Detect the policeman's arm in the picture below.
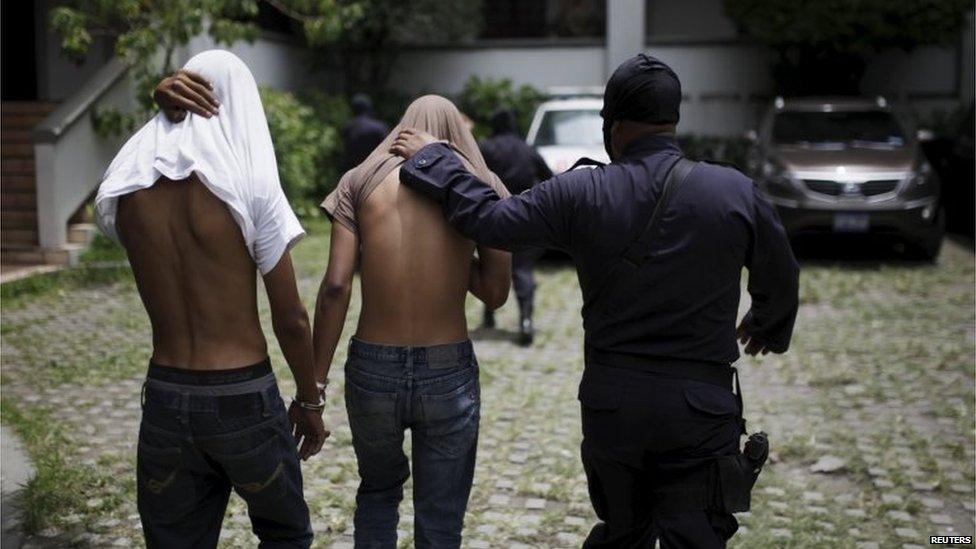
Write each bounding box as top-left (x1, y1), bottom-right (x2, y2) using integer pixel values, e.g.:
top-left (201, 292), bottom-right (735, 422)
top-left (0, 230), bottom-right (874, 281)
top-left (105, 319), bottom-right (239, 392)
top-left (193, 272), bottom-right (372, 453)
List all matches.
top-left (394, 142), bottom-right (574, 252)
top-left (740, 187), bottom-right (800, 355)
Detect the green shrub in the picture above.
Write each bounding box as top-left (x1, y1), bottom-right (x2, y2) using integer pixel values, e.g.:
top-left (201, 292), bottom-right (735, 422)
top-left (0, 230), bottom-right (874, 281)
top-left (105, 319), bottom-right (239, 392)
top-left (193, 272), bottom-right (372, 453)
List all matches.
top-left (260, 87), bottom-right (343, 212)
top-left (458, 76), bottom-right (548, 139)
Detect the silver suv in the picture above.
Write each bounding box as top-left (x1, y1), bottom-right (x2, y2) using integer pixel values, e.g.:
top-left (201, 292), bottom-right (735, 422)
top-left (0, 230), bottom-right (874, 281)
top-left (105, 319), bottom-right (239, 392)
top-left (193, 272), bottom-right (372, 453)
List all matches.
top-left (747, 96), bottom-right (944, 260)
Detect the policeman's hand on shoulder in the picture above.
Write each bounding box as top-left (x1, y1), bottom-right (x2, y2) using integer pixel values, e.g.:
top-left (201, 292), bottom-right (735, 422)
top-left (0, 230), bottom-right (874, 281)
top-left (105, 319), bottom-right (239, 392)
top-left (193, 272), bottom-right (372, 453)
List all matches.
top-left (390, 128), bottom-right (442, 159)
top-left (288, 400), bottom-right (330, 461)
top-left (737, 320), bottom-right (771, 356)
top-left (153, 69), bottom-right (220, 123)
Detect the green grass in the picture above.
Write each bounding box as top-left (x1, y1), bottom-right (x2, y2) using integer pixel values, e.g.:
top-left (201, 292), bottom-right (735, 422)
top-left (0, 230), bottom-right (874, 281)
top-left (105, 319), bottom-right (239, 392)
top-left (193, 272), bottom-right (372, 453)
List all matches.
top-left (79, 233), bottom-right (127, 264)
top-left (0, 264), bottom-right (134, 309)
top-left (1, 400), bottom-right (124, 535)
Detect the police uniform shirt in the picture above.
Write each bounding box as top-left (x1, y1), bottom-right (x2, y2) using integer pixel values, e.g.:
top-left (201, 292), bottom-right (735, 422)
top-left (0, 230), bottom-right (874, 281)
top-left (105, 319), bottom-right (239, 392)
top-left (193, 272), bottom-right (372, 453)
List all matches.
top-left (341, 115), bottom-right (389, 171)
top-left (479, 133), bottom-right (553, 196)
top-left (400, 134), bottom-right (800, 365)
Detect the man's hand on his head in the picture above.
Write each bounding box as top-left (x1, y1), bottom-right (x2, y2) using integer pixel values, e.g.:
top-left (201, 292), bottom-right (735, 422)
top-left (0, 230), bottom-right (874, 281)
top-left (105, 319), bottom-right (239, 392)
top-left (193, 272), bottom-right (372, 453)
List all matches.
top-left (737, 320), bottom-right (771, 357)
top-left (389, 128), bottom-right (441, 159)
top-left (153, 69), bottom-right (220, 123)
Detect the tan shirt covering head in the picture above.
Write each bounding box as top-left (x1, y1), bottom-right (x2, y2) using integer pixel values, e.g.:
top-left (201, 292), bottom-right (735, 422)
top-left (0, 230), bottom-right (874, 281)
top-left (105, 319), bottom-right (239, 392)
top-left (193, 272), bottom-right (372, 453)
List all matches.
top-left (322, 94), bottom-right (510, 231)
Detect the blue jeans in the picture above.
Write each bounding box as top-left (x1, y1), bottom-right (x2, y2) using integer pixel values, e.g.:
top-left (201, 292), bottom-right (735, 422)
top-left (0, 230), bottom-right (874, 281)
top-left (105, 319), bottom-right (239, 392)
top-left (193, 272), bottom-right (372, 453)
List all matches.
top-left (137, 360), bottom-right (312, 548)
top-left (345, 338), bottom-right (481, 549)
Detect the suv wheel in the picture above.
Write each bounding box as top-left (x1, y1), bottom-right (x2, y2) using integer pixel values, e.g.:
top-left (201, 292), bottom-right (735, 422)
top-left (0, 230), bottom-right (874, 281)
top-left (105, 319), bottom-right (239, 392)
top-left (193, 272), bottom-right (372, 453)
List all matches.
top-left (911, 207), bottom-right (946, 262)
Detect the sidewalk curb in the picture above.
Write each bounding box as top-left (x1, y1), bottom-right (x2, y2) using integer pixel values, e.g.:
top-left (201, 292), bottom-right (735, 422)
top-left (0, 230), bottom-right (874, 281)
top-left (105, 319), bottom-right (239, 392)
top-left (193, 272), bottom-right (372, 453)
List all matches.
top-left (1, 425), bottom-right (35, 549)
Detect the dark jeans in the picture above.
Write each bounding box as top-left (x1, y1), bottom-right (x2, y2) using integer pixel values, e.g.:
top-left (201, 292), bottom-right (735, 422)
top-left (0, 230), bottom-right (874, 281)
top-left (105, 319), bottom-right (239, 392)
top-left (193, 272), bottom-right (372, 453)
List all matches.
top-left (579, 365), bottom-right (741, 549)
top-left (345, 338), bottom-right (480, 549)
top-left (137, 360), bottom-right (312, 549)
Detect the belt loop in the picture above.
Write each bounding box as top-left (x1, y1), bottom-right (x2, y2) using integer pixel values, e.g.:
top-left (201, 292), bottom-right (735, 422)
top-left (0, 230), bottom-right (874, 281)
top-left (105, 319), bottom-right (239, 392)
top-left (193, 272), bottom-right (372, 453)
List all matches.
top-left (259, 389), bottom-right (272, 418)
top-left (179, 392), bottom-right (190, 426)
top-left (731, 367), bottom-right (747, 434)
top-left (140, 380), bottom-right (147, 409)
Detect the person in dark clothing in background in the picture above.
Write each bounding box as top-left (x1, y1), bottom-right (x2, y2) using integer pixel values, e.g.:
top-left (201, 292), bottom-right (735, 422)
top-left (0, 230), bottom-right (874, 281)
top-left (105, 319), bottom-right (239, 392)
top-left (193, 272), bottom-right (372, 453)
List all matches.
top-left (341, 93), bottom-right (389, 171)
top-left (478, 108), bottom-right (554, 345)
top-left (390, 54), bottom-right (800, 548)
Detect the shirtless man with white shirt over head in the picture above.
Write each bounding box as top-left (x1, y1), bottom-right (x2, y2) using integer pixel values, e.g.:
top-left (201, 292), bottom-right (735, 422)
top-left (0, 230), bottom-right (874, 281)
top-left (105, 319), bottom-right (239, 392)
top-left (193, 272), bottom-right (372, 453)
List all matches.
top-left (99, 50), bottom-right (326, 549)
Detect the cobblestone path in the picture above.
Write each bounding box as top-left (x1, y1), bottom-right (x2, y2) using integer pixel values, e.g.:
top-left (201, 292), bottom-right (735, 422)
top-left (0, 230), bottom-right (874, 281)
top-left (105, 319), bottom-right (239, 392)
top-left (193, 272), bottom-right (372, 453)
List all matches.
top-left (2, 231), bottom-right (973, 548)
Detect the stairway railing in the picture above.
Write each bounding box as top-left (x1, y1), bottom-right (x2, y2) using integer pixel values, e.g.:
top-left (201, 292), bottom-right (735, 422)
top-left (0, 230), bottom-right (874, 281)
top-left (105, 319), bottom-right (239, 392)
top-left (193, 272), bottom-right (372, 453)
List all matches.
top-left (32, 58), bottom-right (134, 251)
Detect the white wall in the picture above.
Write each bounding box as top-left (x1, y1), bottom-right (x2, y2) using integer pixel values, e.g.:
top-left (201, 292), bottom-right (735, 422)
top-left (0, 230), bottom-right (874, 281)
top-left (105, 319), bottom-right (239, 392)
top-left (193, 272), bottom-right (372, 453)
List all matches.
top-left (180, 33), bottom-right (323, 93)
top-left (389, 45), bottom-right (607, 95)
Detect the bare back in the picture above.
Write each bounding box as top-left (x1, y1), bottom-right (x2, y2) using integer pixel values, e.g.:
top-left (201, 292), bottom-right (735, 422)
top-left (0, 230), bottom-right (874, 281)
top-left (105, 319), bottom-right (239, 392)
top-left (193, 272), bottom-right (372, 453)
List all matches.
top-left (355, 168), bottom-right (474, 345)
top-left (117, 175), bottom-right (268, 368)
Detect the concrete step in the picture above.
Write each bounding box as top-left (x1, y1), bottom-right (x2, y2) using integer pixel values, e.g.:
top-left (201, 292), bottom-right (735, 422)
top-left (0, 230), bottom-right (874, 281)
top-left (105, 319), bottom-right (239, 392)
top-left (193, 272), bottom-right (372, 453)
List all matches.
top-left (1, 192), bottom-right (35, 209)
top-left (1, 229), bottom-right (37, 247)
top-left (1, 175), bottom-right (35, 191)
top-left (1, 131), bottom-right (31, 144)
top-left (0, 158), bottom-right (34, 175)
top-left (1, 116), bottom-right (49, 131)
top-left (1, 243), bottom-right (87, 267)
top-left (67, 223), bottom-right (97, 245)
top-left (42, 243), bottom-right (86, 266)
top-left (1, 102), bottom-right (59, 115)
top-left (1, 143), bottom-right (33, 157)
top-left (0, 210), bottom-right (36, 229)
top-left (0, 248), bottom-right (44, 264)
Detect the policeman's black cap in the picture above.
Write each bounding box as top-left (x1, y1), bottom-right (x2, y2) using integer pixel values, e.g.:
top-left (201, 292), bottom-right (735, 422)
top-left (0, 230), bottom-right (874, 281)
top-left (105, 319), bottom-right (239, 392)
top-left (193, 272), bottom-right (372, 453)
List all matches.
top-left (601, 54), bottom-right (681, 126)
top-left (351, 93), bottom-right (373, 115)
top-left (490, 107), bottom-right (518, 135)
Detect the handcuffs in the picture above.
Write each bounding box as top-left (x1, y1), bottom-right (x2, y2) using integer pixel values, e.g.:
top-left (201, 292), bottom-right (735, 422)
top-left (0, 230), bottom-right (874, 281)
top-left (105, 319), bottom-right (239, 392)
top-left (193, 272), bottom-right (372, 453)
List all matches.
top-left (292, 379), bottom-right (329, 413)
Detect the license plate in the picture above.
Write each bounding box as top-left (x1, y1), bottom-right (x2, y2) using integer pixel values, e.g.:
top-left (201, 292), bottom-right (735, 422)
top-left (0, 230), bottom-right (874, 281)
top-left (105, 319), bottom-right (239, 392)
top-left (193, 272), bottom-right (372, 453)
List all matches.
top-left (833, 213), bottom-right (869, 233)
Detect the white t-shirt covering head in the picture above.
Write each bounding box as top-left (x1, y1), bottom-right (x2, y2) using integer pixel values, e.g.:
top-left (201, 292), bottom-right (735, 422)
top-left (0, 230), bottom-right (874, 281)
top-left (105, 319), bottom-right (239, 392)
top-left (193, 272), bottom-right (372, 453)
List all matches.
top-left (95, 49), bottom-right (304, 275)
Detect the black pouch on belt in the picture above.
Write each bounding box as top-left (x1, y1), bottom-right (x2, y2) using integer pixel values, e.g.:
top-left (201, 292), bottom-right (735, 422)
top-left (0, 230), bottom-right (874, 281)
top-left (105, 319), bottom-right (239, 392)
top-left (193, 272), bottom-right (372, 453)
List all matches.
top-left (714, 431), bottom-right (768, 513)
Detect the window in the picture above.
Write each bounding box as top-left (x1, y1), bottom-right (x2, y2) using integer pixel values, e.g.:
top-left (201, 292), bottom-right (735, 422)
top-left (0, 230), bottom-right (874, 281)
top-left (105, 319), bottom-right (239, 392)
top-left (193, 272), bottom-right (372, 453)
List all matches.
top-left (772, 111), bottom-right (906, 147)
top-left (481, 0), bottom-right (606, 40)
top-left (645, 0), bottom-right (737, 42)
top-left (533, 109), bottom-right (604, 146)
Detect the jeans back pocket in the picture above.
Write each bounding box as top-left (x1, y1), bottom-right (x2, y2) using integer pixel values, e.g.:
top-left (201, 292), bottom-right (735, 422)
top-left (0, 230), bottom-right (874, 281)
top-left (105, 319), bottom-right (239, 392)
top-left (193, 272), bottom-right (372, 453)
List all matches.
top-left (419, 375), bottom-right (480, 458)
top-left (345, 378), bottom-right (399, 447)
top-left (137, 440), bottom-right (197, 521)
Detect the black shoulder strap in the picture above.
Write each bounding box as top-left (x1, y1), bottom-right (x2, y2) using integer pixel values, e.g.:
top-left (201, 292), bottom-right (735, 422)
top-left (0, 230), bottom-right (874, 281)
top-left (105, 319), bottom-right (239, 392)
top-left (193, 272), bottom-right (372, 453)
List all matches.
top-left (621, 157), bottom-right (696, 266)
top-left (567, 157), bottom-right (607, 171)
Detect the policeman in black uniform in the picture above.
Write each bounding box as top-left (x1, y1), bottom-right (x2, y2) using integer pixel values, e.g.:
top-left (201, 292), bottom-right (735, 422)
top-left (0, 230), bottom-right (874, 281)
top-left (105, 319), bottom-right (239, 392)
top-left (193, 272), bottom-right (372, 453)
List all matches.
top-left (478, 108), bottom-right (554, 345)
top-left (390, 54), bottom-right (799, 548)
top-left (341, 93), bottom-right (389, 171)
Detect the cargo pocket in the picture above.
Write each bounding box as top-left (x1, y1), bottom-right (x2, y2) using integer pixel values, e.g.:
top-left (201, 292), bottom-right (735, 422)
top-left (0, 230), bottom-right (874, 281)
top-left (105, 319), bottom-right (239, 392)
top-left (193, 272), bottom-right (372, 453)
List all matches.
top-left (345, 379), bottom-right (399, 447)
top-left (683, 385), bottom-right (739, 418)
top-left (137, 442), bottom-right (196, 519)
top-left (420, 376), bottom-right (480, 458)
top-left (215, 436), bottom-right (289, 501)
top-left (578, 382), bottom-right (622, 411)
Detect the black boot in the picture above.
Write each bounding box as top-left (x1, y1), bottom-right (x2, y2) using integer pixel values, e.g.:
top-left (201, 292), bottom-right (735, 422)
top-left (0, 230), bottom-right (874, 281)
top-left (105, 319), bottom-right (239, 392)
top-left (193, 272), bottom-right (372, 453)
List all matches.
top-left (482, 308), bottom-right (496, 329)
top-left (517, 298), bottom-right (534, 346)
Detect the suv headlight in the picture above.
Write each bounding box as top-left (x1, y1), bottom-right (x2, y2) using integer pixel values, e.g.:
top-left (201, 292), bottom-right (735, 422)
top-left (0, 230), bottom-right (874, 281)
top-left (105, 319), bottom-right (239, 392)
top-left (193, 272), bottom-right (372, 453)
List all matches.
top-left (908, 160), bottom-right (932, 187)
top-left (763, 161), bottom-right (799, 192)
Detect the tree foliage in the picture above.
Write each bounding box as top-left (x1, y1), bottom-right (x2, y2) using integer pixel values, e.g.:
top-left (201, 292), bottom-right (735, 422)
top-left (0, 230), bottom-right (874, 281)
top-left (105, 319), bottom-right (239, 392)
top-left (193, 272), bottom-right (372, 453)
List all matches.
top-left (53, 0), bottom-right (482, 129)
top-left (52, 0), bottom-right (264, 115)
top-left (724, 0), bottom-right (973, 94)
top-left (458, 76), bottom-right (548, 139)
top-left (296, 0), bottom-right (483, 93)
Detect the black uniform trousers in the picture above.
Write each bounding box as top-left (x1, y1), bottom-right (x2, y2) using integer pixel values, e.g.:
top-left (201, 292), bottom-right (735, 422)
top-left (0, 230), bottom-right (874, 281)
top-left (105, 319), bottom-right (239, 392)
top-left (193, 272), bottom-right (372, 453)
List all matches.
top-left (579, 363), bottom-right (741, 549)
top-left (512, 249), bottom-right (541, 303)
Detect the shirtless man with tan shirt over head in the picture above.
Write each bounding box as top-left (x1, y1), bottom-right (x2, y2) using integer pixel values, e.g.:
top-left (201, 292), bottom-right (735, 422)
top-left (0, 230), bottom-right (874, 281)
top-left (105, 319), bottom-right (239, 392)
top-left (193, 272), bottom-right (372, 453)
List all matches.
top-left (105, 50), bottom-right (326, 548)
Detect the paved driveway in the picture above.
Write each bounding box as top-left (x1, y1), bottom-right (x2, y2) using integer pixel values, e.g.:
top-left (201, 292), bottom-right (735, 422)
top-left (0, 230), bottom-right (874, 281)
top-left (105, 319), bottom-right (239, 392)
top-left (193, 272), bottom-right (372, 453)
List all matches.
top-left (2, 230), bottom-right (973, 548)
